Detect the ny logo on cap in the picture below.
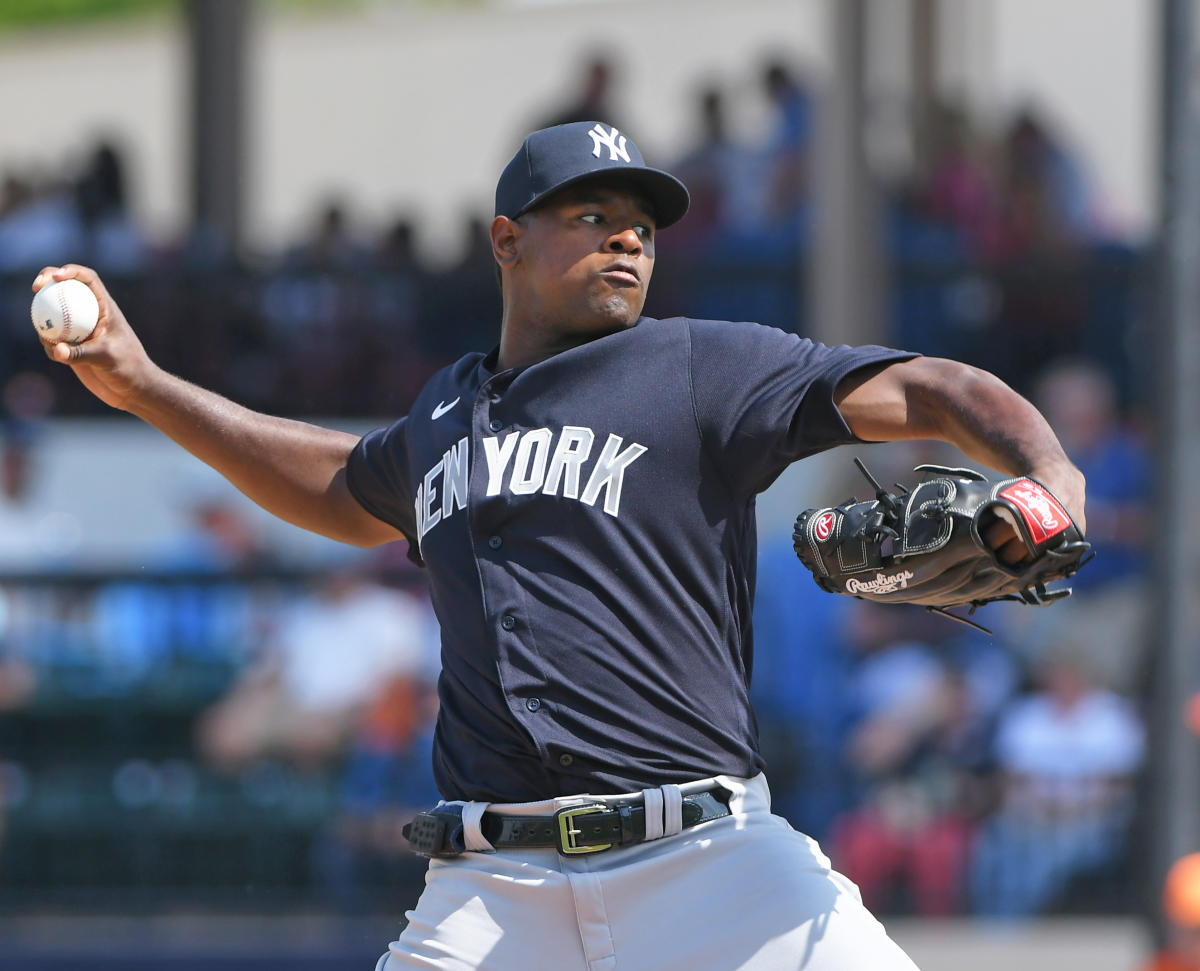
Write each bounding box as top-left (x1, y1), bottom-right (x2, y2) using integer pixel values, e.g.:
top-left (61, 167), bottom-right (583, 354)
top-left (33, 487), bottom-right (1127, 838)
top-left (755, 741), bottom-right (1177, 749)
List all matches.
top-left (588, 124), bottom-right (631, 163)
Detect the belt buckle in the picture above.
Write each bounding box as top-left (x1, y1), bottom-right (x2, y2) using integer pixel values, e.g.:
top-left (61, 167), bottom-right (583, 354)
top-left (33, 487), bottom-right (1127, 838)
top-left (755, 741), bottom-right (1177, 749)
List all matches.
top-left (555, 804), bottom-right (612, 855)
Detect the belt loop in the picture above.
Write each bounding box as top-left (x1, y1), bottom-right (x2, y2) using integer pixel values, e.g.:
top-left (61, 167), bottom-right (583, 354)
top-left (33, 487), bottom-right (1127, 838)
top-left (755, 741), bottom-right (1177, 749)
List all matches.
top-left (661, 784), bottom-right (684, 837)
top-left (461, 801), bottom-right (495, 852)
top-left (641, 787), bottom-right (665, 841)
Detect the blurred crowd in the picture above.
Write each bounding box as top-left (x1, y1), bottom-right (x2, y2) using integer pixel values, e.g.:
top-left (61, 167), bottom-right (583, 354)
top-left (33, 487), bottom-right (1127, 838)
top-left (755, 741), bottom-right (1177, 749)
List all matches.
top-left (0, 55), bottom-right (1145, 420)
top-left (0, 52), bottom-right (1160, 919)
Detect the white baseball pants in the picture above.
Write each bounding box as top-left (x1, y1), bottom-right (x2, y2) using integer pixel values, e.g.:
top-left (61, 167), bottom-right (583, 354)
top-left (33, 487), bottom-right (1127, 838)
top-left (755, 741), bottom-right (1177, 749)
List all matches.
top-left (376, 774), bottom-right (921, 970)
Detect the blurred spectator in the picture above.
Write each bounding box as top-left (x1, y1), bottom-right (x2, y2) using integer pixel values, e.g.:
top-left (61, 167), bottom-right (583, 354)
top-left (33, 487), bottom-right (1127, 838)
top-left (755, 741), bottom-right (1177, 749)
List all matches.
top-left (418, 211), bottom-right (500, 361)
top-left (0, 172), bottom-right (85, 273)
top-left (1034, 359), bottom-right (1150, 585)
top-left (650, 58), bottom-right (815, 329)
top-left (1011, 108), bottom-right (1094, 240)
top-left (899, 106), bottom-right (1097, 390)
top-left (916, 100), bottom-right (995, 253)
top-left (1142, 853), bottom-right (1200, 971)
top-left (667, 86), bottom-right (764, 255)
top-left (0, 372), bottom-right (84, 569)
top-left (829, 603), bottom-right (1008, 915)
top-left (196, 560), bottom-right (436, 772)
top-left (0, 139), bottom-right (148, 274)
top-left (984, 106), bottom-right (1096, 259)
top-left (365, 215), bottom-right (427, 351)
top-left (88, 493), bottom-right (274, 689)
top-left (0, 652), bottom-right (35, 711)
top-left (537, 53), bottom-right (620, 130)
top-left (260, 200), bottom-right (379, 413)
top-left (969, 641), bottom-right (1145, 917)
top-left (760, 58), bottom-right (813, 223)
top-left (284, 198), bottom-right (372, 274)
top-left (1, 371), bottom-right (53, 501)
top-left (0, 648), bottom-right (36, 868)
top-left (150, 491), bottom-right (274, 575)
top-left (1018, 358), bottom-right (1151, 693)
top-left (355, 214), bottom-right (443, 414)
top-left (74, 139), bottom-right (149, 272)
top-left (313, 671), bottom-right (440, 910)
top-left (833, 665), bottom-right (992, 916)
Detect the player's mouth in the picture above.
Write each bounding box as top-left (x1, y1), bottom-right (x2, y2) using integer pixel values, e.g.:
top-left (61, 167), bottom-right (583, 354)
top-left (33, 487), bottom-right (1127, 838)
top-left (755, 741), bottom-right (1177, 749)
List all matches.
top-left (599, 262), bottom-right (641, 286)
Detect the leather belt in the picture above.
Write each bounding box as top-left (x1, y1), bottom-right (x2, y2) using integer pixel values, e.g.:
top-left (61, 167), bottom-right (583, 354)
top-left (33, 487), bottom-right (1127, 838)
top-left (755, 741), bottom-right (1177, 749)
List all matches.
top-left (403, 784), bottom-right (733, 858)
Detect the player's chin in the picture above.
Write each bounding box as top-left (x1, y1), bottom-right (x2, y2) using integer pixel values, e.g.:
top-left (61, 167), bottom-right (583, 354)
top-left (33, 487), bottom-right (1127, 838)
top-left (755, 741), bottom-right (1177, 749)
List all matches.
top-left (588, 288), bottom-right (645, 328)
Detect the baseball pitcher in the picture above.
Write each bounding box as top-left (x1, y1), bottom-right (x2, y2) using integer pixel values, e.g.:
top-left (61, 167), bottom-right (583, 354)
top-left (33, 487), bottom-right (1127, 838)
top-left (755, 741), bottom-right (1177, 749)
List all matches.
top-left (36, 120), bottom-right (1086, 969)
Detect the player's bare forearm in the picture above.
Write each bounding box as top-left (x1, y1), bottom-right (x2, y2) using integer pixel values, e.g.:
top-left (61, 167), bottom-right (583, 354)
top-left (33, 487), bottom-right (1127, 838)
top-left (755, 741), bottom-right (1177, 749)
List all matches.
top-left (836, 357), bottom-right (1086, 530)
top-left (129, 372), bottom-right (399, 546)
top-left (34, 263), bottom-right (402, 548)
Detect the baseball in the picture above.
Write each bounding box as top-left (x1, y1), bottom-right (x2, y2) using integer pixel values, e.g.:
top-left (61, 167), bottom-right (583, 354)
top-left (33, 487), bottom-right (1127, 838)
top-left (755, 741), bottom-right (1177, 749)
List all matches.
top-left (31, 278), bottom-right (100, 345)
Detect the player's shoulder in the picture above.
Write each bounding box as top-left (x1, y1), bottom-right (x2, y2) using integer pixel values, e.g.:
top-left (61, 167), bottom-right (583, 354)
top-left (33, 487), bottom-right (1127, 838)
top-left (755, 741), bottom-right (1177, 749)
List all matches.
top-left (642, 314), bottom-right (787, 331)
top-left (641, 315), bottom-right (805, 345)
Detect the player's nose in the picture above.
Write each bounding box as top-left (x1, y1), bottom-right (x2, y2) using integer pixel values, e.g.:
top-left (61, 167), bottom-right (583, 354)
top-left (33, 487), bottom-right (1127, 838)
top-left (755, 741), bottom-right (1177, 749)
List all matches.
top-left (606, 227), bottom-right (643, 254)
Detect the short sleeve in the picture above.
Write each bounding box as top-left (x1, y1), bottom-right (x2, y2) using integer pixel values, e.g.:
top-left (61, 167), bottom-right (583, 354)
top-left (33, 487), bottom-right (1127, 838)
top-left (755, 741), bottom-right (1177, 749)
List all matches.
top-left (686, 318), bottom-right (916, 494)
top-left (345, 418), bottom-right (421, 558)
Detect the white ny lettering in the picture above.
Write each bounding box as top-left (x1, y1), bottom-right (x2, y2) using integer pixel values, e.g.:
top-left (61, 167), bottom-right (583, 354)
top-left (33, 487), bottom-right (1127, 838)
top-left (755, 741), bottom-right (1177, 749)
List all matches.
top-left (587, 124), bottom-right (631, 163)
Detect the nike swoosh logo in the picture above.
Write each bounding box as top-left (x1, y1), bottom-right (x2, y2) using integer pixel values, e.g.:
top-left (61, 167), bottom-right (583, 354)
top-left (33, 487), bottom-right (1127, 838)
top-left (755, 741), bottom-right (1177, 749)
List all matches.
top-left (432, 398), bottom-right (459, 420)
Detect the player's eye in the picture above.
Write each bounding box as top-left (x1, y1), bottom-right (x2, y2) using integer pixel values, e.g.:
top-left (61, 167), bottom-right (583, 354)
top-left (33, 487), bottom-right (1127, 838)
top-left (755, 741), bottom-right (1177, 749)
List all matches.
top-left (580, 213), bottom-right (604, 225)
top-left (634, 223), bottom-right (654, 241)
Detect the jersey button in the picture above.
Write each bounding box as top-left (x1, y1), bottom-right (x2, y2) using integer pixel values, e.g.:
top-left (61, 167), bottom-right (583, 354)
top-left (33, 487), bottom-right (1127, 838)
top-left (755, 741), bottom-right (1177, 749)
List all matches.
top-left (488, 419), bottom-right (504, 432)
top-left (558, 753), bottom-right (575, 767)
top-left (501, 615), bottom-right (516, 631)
top-left (488, 535), bottom-right (503, 550)
top-left (525, 697), bottom-right (542, 712)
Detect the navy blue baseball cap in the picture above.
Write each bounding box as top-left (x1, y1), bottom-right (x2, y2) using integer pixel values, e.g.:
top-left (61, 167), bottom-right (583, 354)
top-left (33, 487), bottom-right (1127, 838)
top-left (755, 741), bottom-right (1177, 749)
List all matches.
top-left (495, 121), bottom-right (690, 228)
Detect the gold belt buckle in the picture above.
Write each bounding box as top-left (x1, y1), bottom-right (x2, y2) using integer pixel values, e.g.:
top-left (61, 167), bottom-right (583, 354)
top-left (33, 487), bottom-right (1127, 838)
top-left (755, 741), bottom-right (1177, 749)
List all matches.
top-left (554, 804), bottom-right (613, 855)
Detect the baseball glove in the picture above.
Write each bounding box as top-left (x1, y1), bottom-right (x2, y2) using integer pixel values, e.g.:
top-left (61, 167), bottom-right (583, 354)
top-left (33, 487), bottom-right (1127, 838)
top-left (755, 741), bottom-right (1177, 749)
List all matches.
top-left (792, 459), bottom-right (1092, 630)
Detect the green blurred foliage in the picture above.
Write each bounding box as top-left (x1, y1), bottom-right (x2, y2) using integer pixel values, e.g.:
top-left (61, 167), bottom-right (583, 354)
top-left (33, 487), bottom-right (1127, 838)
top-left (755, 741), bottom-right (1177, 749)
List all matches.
top-left (0, 0), bottom-right (178, 31)
top-left (0, 0), bottom-right (486, 33)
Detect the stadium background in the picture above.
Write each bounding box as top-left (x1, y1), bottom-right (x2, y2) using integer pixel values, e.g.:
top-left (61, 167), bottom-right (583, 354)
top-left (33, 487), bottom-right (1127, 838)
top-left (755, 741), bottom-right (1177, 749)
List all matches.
top-left (0, 1), bottom-right (1184, 968)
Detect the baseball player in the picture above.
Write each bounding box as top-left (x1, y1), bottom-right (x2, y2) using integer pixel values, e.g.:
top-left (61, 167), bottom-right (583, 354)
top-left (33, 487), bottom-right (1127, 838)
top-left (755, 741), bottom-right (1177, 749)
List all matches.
top-left (36, 120), bottom-right (1085, 970)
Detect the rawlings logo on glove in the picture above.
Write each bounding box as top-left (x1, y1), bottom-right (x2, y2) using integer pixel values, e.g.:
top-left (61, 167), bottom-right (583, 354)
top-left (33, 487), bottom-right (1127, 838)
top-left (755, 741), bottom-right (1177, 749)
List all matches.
top-left (792, 459), bottom-right (1093, 631)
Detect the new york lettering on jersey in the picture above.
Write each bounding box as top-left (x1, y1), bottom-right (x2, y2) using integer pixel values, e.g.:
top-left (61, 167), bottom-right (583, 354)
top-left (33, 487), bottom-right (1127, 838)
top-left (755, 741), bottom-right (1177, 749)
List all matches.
top-left (414, 425), bottom-right (647, 549)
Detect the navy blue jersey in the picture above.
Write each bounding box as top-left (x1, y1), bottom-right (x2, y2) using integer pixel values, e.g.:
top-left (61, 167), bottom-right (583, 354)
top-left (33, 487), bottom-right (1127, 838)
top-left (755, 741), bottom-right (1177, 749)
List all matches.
top-left (347, 316), bottom-right (914, 803)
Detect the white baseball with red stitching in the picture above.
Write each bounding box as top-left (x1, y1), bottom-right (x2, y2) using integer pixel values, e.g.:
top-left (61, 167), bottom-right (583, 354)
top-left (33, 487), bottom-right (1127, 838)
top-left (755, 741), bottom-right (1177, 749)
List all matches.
top-left (31, 279), bottom-right (100, 345)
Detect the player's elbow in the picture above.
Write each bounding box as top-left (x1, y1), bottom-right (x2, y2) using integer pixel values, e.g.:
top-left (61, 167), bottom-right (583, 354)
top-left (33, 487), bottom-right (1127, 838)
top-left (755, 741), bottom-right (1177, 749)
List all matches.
top-left (838, 356), bottom-right (1001, 442)
top-left (324, 512), bottom-right (409, 550)
top-left (903, 358), bottom-right (1011, 439)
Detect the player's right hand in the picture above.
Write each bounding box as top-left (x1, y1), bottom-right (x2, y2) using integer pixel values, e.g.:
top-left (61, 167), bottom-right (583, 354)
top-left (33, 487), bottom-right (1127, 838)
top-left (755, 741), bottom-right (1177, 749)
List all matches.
top-left (33, 264), bottom-right (159, 413)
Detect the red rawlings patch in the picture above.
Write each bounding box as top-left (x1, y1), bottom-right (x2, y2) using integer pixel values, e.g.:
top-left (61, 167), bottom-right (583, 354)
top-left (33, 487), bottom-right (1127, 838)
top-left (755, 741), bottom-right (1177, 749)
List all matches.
top-left (815, 511), bottom-right (835, 542)
top-left (999, 480), bottom-right (1070, 545)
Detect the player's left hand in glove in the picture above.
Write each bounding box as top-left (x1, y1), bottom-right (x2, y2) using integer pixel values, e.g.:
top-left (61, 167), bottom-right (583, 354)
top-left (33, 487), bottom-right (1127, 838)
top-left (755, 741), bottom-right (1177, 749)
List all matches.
top-left (791, 459), bottom-right (1092, 631)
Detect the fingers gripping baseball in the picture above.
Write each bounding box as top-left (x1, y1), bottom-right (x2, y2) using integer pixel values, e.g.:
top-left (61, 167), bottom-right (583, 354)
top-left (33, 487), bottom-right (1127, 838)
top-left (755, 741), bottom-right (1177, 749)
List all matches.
top-left (32, 264), bottom-right (157, 412)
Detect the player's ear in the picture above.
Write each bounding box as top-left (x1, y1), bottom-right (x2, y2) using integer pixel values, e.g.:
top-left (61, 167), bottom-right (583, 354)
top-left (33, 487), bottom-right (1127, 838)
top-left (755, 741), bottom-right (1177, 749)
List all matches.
top-left (491, 215), bottom-right (523, 271)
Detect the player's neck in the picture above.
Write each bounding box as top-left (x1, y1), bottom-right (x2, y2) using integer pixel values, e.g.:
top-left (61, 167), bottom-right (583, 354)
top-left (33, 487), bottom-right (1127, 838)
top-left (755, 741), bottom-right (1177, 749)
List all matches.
top-left (496, 329), bottom-right (585, 371)
top-left (497, 314), bottom-right (629, 371)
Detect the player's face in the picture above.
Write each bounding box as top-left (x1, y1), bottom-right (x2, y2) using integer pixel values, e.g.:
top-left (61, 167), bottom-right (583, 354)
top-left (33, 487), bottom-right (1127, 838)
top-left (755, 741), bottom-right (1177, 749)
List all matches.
top-left (512, 183), bottom-right (656, 335)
